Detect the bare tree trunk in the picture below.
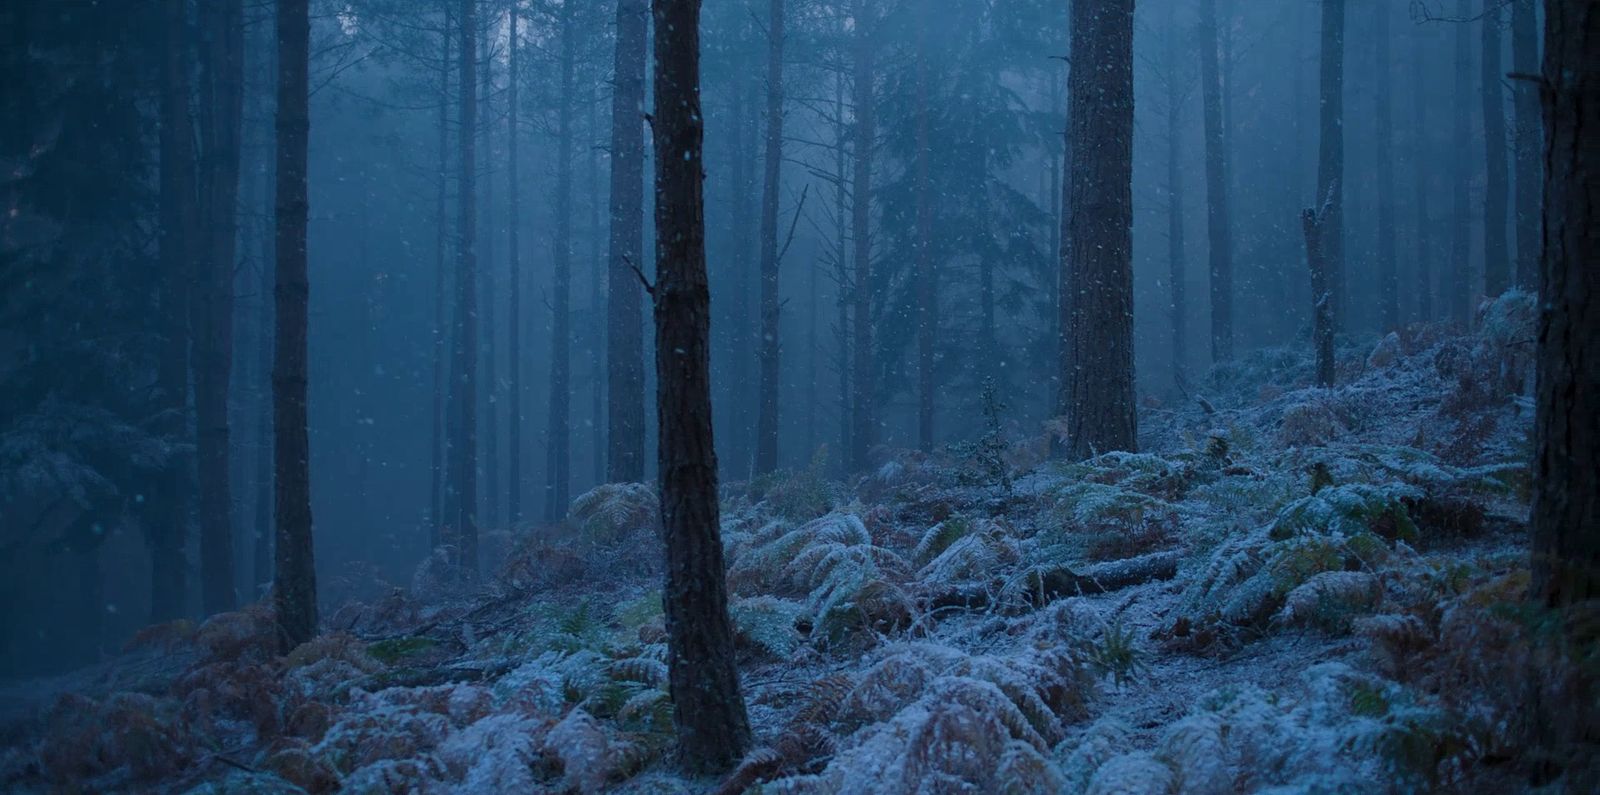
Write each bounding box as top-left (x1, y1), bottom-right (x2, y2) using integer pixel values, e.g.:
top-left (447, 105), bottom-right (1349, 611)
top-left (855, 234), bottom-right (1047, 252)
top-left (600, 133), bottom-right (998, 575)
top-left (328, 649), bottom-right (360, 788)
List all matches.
top-left (1412, 27), bottom-right (1433, 322)
top-left (1166, 1), bottom-right (1186, 388)
top-left (447, 0), bottom-right (479, 573)
top-left (650, 0), bottom-right (752, 772)
top-left (1059, 0), bottom-right (1136, 460)
top-left (1375, 1), bottom-right (1398, 331)
top-left (1480, 0), bottom-right (1510, 298)
top-left (589, 89), bottom-right (605, 488)
top-left (848, 0), bottom-right (876, 473)
top-left (1509, 0), bottom-right (1540, 290)
top-left (507, 3), bottom-right (523, 520)
top-left (545, 1), bottom-right (575, 520)
top-left (1303, 202), bottom-right (1336, 388)
top-left (1315, 0), bottom-right (1345, 332)
top-left (1530, 0), bottom-right (1600, 607)
top-left (273, 0), bottom-right (317, 652)
top-left (753, 0), bottom-right (785, 477)
top-left (253, 109), bottom-right (274, 594)
top-left (154, 0), bottom-right (197, 623)
top-left (1199, 0), bottom-right (1232, 361)
top-left (914, 19), bottom-right (934, 453)
top-left (1449, 0), bottom-right (1473, 325)
top-left (430, 6), bottom-right (451, 547)
top-left (833, 65), bottom-right (851, 471)
top-left (607, 0), bottom-right (648, 484)
top-left (479, 10), bottom-right (499, 530)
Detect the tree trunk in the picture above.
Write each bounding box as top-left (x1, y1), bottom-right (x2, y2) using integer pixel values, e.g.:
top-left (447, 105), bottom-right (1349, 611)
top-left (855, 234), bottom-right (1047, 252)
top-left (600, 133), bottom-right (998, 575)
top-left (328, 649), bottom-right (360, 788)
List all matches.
top-left (1509, 0), bottom-right (1540, 290)
top-left (1315, 0), bottom-right (1345, 332)
top-left (507, 3), bottom-right (523, 520)
top-left (1530, 0), bottom-right (1599, 607)
top-left (1480, 0), bottom-right (1510, 299)
top-left (153, 0), bottom-right (197, 623)
top-left (833, 65), bottom-right (851, 473)
top-left (545, 1), bottom-right (575, 520)
top-left (1449, 0), bottom-right (1473, 325)
top-left (848, 0), bottom-right (876, 473)
top-left (195, 0), bottom-right (243, 616)
top-left (1374, 1), bottom-right (1398, 331)
top-left (753, 0), bottom-right (785, 477)
top-left (253, 112), bottom-right (274, 595)
top-left (273, 0), bottom-right (317, 652)
top-left (1166, 1), bottom-right (1186, 388)
top-left (1412, 27), bottom-right (1433, 322)
top-left (430, 5), bottom-right (451, 547)
top-left (1199, 0), bottom-right (1232, 362)
top-left (607, 0), bottom-right (648, 485)
top-left (1059, 0), bottom-right (1136, 460)
top-left (650, 0), bottom-right (752, 772)
top-left (447, 0), bottom-right (479, 572)
top-left (589, 89), bottom-right (606, 488)
top-left (914, 20), bottom-right (934, 453)
top-left (1303, 203), bottom-right (1336, 388)
top-left (479, 10), bottom-right (499, 530)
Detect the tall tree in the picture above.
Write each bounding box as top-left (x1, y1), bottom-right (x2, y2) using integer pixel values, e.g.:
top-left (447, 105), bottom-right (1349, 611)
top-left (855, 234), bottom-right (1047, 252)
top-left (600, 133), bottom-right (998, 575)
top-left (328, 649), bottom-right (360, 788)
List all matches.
top-left (1198, 0), bottom-right (1232, 362)
top-left (1509, 0), bottom-right (1540, 289)
top-left (1165, 0), bottom-right (1187, 387)
top-left (429, 5), bottom-right (452, 549)
top-left (1448, 0), bottom-right (1472, 324)
top-left (914, 15), bottom-right (935, 453)
top-left (651, 0), bottom-right (752, 772)
top-left (508, 2), bottom-right (524, 520)
top-left (545, 0), bottom-right (575, 519)
top-left (252, 4), bottom-right (277, 596)
top-left (1315, 0), bottom-right (1345, 331)
top-left (447, 0), bottom-right (480, 572)
top-left (1059, 0), bottom-right (1136, 460)
top-left (607, 0), bottom-right (648, 484)
top-left (479, 6), bottom-right (500, 529)
top-left (195, 0), bottom-right (244, 616)
top-left (273, 0), bottom-right (316, 652)
top-left (753, 0), bottom-right (786, 477)
top-left (848, 0), bottom-right (876, 473)
top-left (1412, 25), bottom-right (1433, 321)
top-left (1530, 0), bottom-right (1599, 607)
top-left (1374, 0), bottom-right (1398, 331)
top-left (1480, 0), bottom-right (1510, 298)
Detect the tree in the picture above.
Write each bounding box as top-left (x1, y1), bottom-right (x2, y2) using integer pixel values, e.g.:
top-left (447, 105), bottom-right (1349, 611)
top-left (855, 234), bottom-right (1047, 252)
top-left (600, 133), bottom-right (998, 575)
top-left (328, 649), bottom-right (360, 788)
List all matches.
top-left (1315, 0), bottom-right (1344, 331)
top-left (1448, 0), bottom-right (1472, 324)
top-left (1198, 0), bottom-right (1232, 362)
top-left (1164, 0), bottom-right (1188, 388)
top-left (1529, 0), bottom-right (1599, 607)
top-left (914, 14), bottom-right (935, 453)
top-left (607, 0), bottom-right (648, 484)
top-left (753, 0), bottom-right (786, 477)
top-left (273, 0), bottom-right (317, 652)
top-left (1480, 0), bottom-right (1509, 298)
top-left (1374, 0), bottom-right (1398, 331)
top-left (446, 0), bottom-right (479, 573)
top-left (849, 0), bottom-right (876, 473)
top-left (650, 0), bottom-right (753, 772)
top-left (545, 0), bottom-right (576, 520)
top-left (1509, 0), bottom-right (1540, 289)
top-left (429, 5), bottom-right (452, 549)
top-left (1411, 24), bottom-right (1434, 321)
top-left (1058, 0), bottom-right (1135, 460)
top-left (508, 2), bottom-right (524, 520)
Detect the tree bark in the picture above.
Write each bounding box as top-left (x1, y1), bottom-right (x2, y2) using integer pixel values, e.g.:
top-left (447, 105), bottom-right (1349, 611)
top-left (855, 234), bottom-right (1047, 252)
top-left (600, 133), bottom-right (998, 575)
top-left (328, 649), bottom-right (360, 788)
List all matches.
top-left (430, 5), bottom-right (451, 548)
top-left (1530, 0), bottom-right (1599, 607)
top-left (1303, 201), bottom-right (1336, 388)
top-left (1509, 0), bottom-right (1540, 290)
top-left (545, 1), bottom-right (575, 520)
top-left (848, 0), bottom-right (876, 473)
top-left (914, 19), bottom-right (934, 453)
top-left (1449, 0), bottom-right (1473, 325)
top-left (1315, 0), bottom-right (1345, 332)
top-left (447, 0), bottom-right (479, 573)
top-left (1375, 1), bottom-right (1398, 332)
top-left (650, 0), bottom-right (753, 772)
top-left (1059, 0), bottom-right (1136, 460)
top-left (1480, 0), bottom-right (1510, 299)
top-left (753, 0), bottom-right (786, 477)
top-left (273, 0), bottom-right (317, 652)
top-left (1199, 0), bottom-right (1232, 362)
top-left (1166, 1), bottom-right (1187, 388)
top-left (508, 3), bottom-right (523, 520)
top-left (608, 0), bottom-right (648, 484)
top-left (1412, 26), bottom-right (1433, 322)
top-left (479, 9), bottom-right (499, 530)
top-left (833, 64), bottom-right (851, 473)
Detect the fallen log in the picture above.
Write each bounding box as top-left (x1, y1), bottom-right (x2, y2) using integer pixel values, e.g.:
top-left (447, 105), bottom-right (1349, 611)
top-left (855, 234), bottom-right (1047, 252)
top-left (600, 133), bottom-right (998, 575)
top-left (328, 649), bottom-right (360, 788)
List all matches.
top-left (924, 549), bottom-right (1181, 614)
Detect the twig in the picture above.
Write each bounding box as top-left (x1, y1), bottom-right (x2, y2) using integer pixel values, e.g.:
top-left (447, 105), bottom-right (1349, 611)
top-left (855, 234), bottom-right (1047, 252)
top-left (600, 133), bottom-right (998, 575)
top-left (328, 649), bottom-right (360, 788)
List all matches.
top-left (623, 254), bottom-right (655, 296)
top-left (776, 183), bottom-right (812, 267)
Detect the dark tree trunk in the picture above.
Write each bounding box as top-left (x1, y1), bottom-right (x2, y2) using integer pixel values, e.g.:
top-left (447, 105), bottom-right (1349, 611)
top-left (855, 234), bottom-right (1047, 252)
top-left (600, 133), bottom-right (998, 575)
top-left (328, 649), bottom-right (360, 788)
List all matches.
top-left (833, 66), bottom-right (851, 471)
top-left (195, 0), bottom-right (243, 616)
top-left (1374, 1), bottom-right (1398, 331)
top-left (1509, 0), bottom-right (1541, 290)
top-left (545, 1), bottom-right (575, 520)
top-left (1315, 0), bottom-right (1345, 332)
top-left (1059, 0), bottom-right (1136, 460)
top-left (479, 11), bottom-right (499, 530)
top-left (1449, 0), bottom-right (1473, 325)
top-left (650, 0), bottom-right (752, 773)
top-left (1199, 0), bottom-right (1232, 362)
top-left (1530, 0), bottom-right (1599, 607)
top-left (1412, 28), bottom-right (1433, 322)
top-left (914, 21), bottom-right (934, 453)
top-left (273, 0), bottom-right (316, 652)
top-left (447, 0), bottom-right (479, 572)
top-left (1480, 0), bottom-right (1510, 298)
top-left (589, 91), bottom-right (606, 488)
top-left (608, 0), bottom-right (648, 484)
top-left (508, 3), bottom-right (523, 520)
top-left (253, 117), bottom-right (274, 594)
top-left (153, 0), bottom-right (197, 623)
top-left (848, 0), bottom-right (876, 473)
top-left (430, 6), bottom-right (451, 547)
top-left (1165, 1), bottom-right (1186, 388)
top-left (753, 0), bottom-right (785, 477)
top-left (1303, 202), bottom-right (1336, 388)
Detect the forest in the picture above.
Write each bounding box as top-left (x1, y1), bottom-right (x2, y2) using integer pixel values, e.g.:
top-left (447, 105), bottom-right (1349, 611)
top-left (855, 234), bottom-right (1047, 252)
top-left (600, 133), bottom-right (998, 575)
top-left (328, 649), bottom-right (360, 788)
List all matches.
top-left (0, 0), bottom-right (1596, 792)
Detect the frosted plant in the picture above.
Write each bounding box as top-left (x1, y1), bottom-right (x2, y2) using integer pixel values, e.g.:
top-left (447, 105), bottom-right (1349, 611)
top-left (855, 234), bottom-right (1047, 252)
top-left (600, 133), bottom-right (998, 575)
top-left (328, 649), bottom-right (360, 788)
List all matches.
top-left (1058, 716), bottom-right (1133, 790)
top-left (1157, 713), bottom-right (1230, 795)
top-left (915, 529), bottom-right (1020, 586)
top-left (567, 482), bottom-right (659, 543)
top-left (730, 595), bottom-right (807, 658)
top-left (544, 709), bottom-right (616, 794)
top-left (1083, 751), bottom-right (1177, 795)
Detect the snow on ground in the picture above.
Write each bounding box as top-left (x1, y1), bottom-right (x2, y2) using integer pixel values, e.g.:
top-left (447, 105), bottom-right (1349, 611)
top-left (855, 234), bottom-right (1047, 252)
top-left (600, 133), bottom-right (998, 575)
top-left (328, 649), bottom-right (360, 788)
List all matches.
top-left (2, 291), bottom-right (1593, 794)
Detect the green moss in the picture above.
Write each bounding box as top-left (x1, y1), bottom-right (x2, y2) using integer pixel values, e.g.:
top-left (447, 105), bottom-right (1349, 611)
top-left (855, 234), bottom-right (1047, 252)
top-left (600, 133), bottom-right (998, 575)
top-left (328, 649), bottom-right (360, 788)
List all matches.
top-left (366, 636), bottom-right (438, 665)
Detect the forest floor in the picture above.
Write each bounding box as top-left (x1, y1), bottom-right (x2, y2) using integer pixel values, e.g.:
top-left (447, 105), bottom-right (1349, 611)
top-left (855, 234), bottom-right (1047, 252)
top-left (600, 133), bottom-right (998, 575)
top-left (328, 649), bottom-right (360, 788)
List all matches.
top-left (2, 290), bottom-right (1595, 794)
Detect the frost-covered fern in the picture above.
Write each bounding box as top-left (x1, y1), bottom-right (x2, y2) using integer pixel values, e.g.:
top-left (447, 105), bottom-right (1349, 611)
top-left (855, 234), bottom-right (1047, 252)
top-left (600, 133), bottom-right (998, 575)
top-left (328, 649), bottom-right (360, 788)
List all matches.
top-left (567, 482), bottom-right (658, 542)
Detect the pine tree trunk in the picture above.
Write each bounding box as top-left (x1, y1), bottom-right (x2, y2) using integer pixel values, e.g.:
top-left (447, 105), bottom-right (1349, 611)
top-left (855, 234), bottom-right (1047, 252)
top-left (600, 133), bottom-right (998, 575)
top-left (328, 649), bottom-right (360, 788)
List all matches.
top-left (1509, 0), bottom-right (1540, 290)
top-left (1530, 0), bottom-right (1599, 607)
top-left (1199, 0), bottom-right (1232, 362)
top-left (833, 66), bottom-right (851, 471)
top-left (1449, 0), bottom-right (1473, 325)
top-left (507, 3), bottom-right (523, 520)
top-left (589, 90), bottom-right (606, 488)
top-left (650, 0), bottom-right (752, 772)
top-left (1059, 0), bottom-right (1136, 460)
top-left (479, 13), bottom-right (499, 529)
top-left (1412, 28), bottom-right (1433, 322)
top-left (273, 0), bottom-right (317, 652)
top-left (1165, 2), bottom-right (1186, 388)
top-left (253, 118), bottom-right (274, 594)
top-left (430, 6), bottom-right (451, 547)
top-left (914, 21), bottom-right (934, 453)
top-left (545, 1), bottom-right (575, 520)
top-left (607, 0), bottom-right (648, 484)
top-left (1375, 2), bottom-right (1398, 331)
top-left (447, 0), bottom-right (479, 573)
top-left (848, 0), bottom-right (876, 473)
top-left (1315, 0), bottom-right (1345, 332)
top-left (1480, 0), bottom-right (1510, 299)
top-left (753, 0), bottom-right (785, 477)
top-left (1303, 205), bottom-right (1336, 388)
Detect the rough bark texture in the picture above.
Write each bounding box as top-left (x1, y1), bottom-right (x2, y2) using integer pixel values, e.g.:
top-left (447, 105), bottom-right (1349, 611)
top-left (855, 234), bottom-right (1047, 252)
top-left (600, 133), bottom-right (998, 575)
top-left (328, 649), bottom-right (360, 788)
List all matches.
top-left (153, 0), bottom-right (196, 623)
top-left (273, 0), bottom-right (317, 653)
top-left (753, 0), bottom-right (786, 477)
top-left (196, 0), bottom-right (243, 616)
top-left (1315, 0), bottom-right (1345, 332)
top-left (1510, 0), bottom-right (1541, 290)
top-left (914, 21), bottom-right (935, 453)
top-left (507, 4), bottom-right (523, 521)
top-left (607, 0), bottom-right (648, 484)
top-left (1449, 0), bottom-right (1473, 325)
top-left (1481, 0), bottom-right (1510, 298)
top-left (848, 0), bottom-right (876, 473)
top-left (545, 2), bottom-right (575, 520)
top-left (1059, 0), bottom-right (1136, 460)
top-left (1530, 0), bottom-right (1599, 607)
top-left (651, 0), bottom-right (753, 773)
top-left (1198, 0), bottom-right (1232, 363)
top-left (447, 0), bottom-right (479, 573)
top-left (1374, 2), bottom-right (1398, 332)
top-left (1303, 203), bottom-right (1336, 388)
top-left (1166, 2), bottom-right (1187, 388)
